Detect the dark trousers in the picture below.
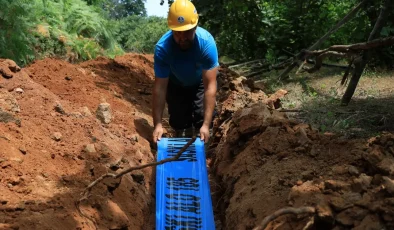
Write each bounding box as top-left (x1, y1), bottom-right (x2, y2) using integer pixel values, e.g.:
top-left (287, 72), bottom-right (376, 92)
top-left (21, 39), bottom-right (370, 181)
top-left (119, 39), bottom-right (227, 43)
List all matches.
top-left (166, 79), bottom-right (215, 131)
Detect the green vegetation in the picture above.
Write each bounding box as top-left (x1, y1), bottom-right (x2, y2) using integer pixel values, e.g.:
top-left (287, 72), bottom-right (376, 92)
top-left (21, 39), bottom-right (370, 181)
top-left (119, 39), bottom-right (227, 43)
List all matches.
top-left (0, 0), bottom-right (168, 66)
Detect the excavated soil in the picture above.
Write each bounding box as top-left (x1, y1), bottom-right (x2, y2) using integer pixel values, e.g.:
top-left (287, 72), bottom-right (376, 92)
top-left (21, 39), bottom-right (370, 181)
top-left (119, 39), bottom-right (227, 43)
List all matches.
top-left (1, 55), bottom-right (394, 230)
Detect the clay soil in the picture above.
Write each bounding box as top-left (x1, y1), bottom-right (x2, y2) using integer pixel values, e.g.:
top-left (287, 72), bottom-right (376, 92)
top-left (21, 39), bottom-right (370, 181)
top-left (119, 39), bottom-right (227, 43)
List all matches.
top-left (1, 55), bottom-right (394, 230)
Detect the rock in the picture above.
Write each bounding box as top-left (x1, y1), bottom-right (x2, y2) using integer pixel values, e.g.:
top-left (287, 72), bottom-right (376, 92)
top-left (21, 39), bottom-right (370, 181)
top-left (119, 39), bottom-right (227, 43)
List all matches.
top-left (352, 174), bottom-right (372, 192)
top-left (324, 180), bottom-right (351, 192)
top-left (80, 106), bottom-right (92, 117)
top-left (0, 59), bottom-right (20, 79)
top-left (0, 109), bottom-right (20, 125)
top-left (353, 215), bottom-right (383, 230)
top-left (51, 132), bottom-right (62, 141)
top-left (332, 165), bottom-right (348, 175)
top-left (8, 176), bottom-right (21, 186)
top-left (336, 207), bottom-right (368, 227)
top-left (382, 176), bottom-right (394, 194)
top-left (342, 192), bottom-right (362, 204)
top-left (54, 102), bottom-right (66, 114)
top-left (96, 103), bottom-right (112, 124)
top-left (68, 112), bottom-right (83, 118)
top-left (84, 144), bottom-right (96, 153)
top-left (329, 196), bottom-right (353, 212)
top-left (232, 102), bottom-right (271, 134)
top-left (65, 76), bottom-right (72, 81)
top-left (14, 88), bottom-right (24, 94)
top-left (376, 158), bottom-right (394, 175)
top-left (19, 146), bottom-right (27, 155)
top-left (0, 89), bottom-right (20, 112)
top-left (348, 165), bottom-right (360, 176)
top-left (371, 174), bottom-right (383, 185)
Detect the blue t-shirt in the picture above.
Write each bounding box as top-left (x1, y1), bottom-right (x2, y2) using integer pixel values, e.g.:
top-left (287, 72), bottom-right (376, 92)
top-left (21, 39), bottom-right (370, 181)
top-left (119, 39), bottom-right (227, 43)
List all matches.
top-left (154, 27), bottom-right (219, 86)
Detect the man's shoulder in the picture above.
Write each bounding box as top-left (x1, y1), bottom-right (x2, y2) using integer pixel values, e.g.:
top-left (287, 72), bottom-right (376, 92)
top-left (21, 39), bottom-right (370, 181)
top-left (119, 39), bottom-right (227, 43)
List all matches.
top-left (155, 30), bottom-right (173, 50)
top-left (196, 27), bottom-right (215, 43)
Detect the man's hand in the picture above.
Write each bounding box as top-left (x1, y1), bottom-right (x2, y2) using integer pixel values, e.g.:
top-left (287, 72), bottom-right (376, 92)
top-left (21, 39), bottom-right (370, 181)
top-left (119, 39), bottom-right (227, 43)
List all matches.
top-left (153, 123), bottom-right (164, 143)
top-left (199, 124), bottom-right (210, 142)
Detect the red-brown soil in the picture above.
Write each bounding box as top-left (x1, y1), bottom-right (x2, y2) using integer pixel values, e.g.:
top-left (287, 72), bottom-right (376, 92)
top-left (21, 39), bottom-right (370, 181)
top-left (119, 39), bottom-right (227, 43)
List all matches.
top-left (1, 55), bottom-right (393, 230)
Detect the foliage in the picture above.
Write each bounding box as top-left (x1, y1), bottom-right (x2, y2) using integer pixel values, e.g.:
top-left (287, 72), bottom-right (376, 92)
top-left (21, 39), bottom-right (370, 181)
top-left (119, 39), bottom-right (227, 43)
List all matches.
top-left (104, 0), bottom-right (147, 19)
top-left (113, 15), bottom-right (168, 53)
top-left (0, 0), bottom-right (124, 66)
top-left (0, 1), bottom-right (36, 65)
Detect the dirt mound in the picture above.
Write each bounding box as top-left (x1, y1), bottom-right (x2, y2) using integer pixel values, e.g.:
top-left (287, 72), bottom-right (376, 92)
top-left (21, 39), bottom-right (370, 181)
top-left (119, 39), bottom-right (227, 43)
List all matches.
top-left (1, 53), bottom-right (393, 230)
top-left (209, 67), bottom-right (394, 229)
top-left (0, 54), bottom-right (156, 229)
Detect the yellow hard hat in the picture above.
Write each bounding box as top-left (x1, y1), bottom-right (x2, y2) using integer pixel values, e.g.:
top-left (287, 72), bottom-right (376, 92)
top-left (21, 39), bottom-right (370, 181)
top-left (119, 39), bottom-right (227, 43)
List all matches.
top-left (167, 0), bottom-right (199, 31)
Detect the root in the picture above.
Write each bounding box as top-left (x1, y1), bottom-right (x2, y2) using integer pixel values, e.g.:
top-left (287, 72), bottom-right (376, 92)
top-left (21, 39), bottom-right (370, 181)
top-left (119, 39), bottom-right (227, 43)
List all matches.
top-left (253, 206), bottom-right (316, 230)
top-left (76, 136), bottom-right (197, 229)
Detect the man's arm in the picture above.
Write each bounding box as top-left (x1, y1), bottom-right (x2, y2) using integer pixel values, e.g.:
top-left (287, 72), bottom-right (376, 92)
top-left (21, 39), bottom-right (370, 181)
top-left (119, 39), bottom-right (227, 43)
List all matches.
top-left (152, 77), bottom-right (169, 127)
top-left (201, 67), bottom-right (218, 128)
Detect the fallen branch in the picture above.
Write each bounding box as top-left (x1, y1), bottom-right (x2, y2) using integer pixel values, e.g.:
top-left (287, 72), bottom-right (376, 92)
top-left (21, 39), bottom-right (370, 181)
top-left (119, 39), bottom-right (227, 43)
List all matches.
top-left (253, 206), bottom-right (316, 230)
top-left (75, 136), bottom-right (197, 228)
top-left (303, 51), bottom-right (352, 73)
top-left (303, 36), bottom-right (394, 56)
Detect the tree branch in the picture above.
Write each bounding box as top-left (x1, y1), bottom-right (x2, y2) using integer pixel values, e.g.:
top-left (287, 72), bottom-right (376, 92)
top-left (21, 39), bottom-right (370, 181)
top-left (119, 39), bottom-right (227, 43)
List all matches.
top-left (252, 206), bottom-right (316, 230)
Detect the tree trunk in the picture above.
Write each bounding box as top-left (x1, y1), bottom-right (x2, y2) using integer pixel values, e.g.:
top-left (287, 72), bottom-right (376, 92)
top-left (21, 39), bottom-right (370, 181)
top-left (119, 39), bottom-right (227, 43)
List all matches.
top-left (341, 0), bottom-right (393, 105)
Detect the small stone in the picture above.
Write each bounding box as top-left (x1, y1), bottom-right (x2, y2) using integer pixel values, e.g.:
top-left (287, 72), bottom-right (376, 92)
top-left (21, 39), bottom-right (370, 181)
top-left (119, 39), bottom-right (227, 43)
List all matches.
top-left (84, 144), bottom-right (96, 153)
top-left (332, 165), bottom-right (348, 175)
top-left (295, 147), bottom-right (306, 153)
top-left (19, 146), bottom-right (27, 155)
top-left (296, 180), bottom-right (303, 186)
top-left (96, 103), bottom-right (112, 124)
top-left (7, 183), bottom-right (13, 188)
top-left (68, 112), bottom-right (83, 118)
top-left (81, 107), bottom-right (92, 117)
top-left (51, 132), bottom-right (62, 141)
top-left (42, 173), bottom-right (49, 178)
top-left (51, 153), bottom-right (55, 159)
top-left (65, 76), bottom-right (72, 81)
top-left (14, 88), bottom-right (24, 93)
top-left (54, 102), bottom-right (66, 114)
top-left (348, 165), bottom-right (360, 176)
top-left (329, 196), bottom-right (352, 212)
top-left (371, 174), bottom-right (383, 185)
top-left (377, 158), bottom-right (394, 175)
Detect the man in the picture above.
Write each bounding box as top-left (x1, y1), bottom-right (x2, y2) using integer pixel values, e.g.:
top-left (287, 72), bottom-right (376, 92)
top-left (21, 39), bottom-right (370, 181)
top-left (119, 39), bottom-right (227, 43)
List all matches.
top-left (152, 0), bottom-right (219, 144)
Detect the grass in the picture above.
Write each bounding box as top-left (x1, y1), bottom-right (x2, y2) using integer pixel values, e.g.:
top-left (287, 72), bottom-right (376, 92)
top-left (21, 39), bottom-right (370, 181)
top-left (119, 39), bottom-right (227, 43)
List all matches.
top-left (254, 64), bottom-right (394, 138)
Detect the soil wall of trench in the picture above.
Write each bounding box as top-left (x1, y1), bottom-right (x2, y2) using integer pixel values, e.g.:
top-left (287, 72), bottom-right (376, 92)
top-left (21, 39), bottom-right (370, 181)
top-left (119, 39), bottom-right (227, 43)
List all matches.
top-left (1, 54), bottom-right (394, 230)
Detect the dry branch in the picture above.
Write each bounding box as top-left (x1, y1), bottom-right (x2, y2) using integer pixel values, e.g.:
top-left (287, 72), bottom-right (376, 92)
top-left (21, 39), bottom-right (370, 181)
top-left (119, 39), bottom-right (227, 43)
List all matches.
top-left (75, 136), bottom-right (197, 228)
top-left (300, 36), bottom-right (394, 73)
top-left (253, 206), bottom-right (316, 230)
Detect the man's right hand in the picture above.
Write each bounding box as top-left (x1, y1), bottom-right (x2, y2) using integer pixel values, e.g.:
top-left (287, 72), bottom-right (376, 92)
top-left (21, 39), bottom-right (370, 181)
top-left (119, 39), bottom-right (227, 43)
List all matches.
top-left (153, 123), bottom-right (164, 143)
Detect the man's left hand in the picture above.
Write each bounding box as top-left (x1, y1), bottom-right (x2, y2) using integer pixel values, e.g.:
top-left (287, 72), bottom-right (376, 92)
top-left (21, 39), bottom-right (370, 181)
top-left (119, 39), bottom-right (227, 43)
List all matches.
top-left (199, 124), bottom-right (210, 142)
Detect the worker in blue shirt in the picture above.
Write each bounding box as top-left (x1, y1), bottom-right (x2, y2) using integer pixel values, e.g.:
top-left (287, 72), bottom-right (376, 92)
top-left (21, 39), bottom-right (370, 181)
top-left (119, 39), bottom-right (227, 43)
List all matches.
top-left (152, 0), bottom-right (219, 143)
